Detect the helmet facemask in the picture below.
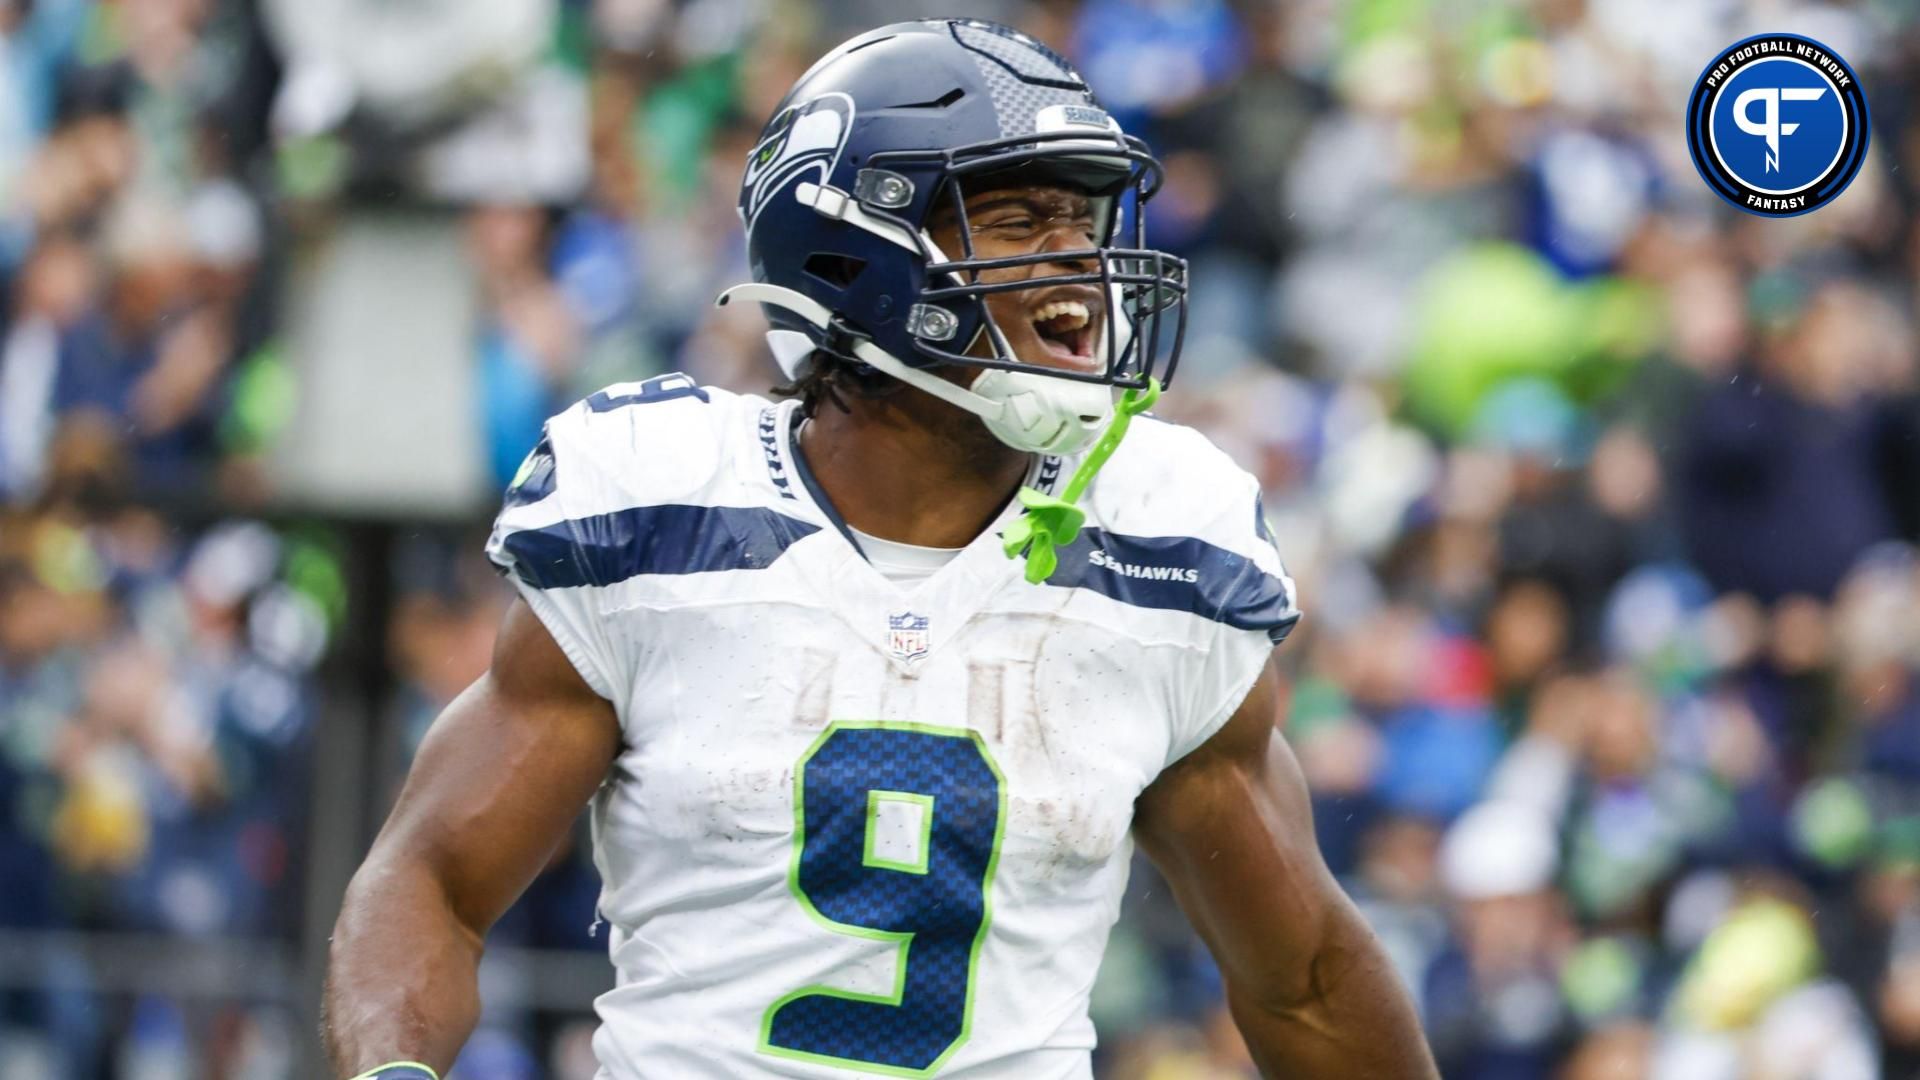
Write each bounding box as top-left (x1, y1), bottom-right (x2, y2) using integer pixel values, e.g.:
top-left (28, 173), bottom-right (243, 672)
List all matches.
top-left (862, 128), bottom-right (1189, 394)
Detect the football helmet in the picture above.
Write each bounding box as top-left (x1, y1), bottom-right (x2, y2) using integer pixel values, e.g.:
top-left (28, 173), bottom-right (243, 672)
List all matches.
top-left (718, 18), bottom-right (1187, 455)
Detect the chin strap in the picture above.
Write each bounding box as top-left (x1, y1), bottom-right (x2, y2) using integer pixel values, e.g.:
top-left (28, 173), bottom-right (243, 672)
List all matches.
top-left (1000, 376), bottom-right (1160, 584)
top-left (716, 282), bottom-right (1111, 455)
top-left (717, 282), bottom-right (1009, 419)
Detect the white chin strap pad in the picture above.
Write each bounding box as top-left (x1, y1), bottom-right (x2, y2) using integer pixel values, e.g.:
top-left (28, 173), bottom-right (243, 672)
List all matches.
top-left (968, 367), bottom-right (1112, 455)
top-left (717, 282), bottom-right (1114, 456)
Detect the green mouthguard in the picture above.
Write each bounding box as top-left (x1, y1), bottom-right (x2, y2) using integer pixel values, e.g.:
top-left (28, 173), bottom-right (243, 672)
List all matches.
top-left (1001, 377), bottom-right (1161, 584)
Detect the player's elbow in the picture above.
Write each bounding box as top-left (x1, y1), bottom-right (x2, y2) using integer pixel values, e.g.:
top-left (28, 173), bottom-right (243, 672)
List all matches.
top-left (1234, 928), bottom-right (1374, 1022)
top-left (336, 845), bottom-right (487, 957)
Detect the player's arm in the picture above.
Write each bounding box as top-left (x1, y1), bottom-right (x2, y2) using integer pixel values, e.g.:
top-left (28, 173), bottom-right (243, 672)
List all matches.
top-left (1133, 661), bottom-right (1439, 1079)
top-left (322, 598), bottom-right (622, 1075)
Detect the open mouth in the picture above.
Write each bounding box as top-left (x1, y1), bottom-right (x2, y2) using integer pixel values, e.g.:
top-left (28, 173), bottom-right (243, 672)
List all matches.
top-left (1030, 299), bottom-right (1099, 367)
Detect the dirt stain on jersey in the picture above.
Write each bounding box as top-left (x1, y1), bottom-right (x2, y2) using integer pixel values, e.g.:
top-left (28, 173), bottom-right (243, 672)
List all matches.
top-left (700, 765), bottom-right (794, 845)
top-left (1026, 625), bottom-right (1055, 770)
top-left (789, 647), bottom-right (835, 729)
top-left (1009, 793), bottom-right (1126, 882)
top-left (967, 660), bottom-right (1008, 742)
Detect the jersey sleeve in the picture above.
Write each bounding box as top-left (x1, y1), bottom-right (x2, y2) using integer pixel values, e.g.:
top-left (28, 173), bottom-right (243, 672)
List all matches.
top-left (1164, 477), bottom-right (1302, 768)
top-left (484, 375), bottom-right (741, 708)
top-left (484, 406), bottom-right (631, 702)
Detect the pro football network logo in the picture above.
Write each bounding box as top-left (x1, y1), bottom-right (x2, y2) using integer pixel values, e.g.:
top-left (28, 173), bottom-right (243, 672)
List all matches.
top-left (887, 612), bottom-right (930, 663)
top-left (1685, 33), bottom-right (1870, 217)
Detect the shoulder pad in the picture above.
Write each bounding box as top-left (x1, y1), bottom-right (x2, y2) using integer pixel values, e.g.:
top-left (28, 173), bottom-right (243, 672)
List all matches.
top-left (1091, 417), bottom-right (1270, 556)
top-left (1067, 415), bottom-right (1299, 641)
top-left (531, 374), bottom-right (740, 511)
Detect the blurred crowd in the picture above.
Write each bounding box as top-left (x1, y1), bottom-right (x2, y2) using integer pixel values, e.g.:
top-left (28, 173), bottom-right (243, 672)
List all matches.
top-left (0, 506), bottom-right (332, 1074)
top-left (1070, 0), bottom-right (1920, 1076)
top-left (0, 0), bottom-right (282, 511)
top-left (5, 0), bottom-right (1920, 1076)
top-left (0, 0), bottom-right (322, 1072)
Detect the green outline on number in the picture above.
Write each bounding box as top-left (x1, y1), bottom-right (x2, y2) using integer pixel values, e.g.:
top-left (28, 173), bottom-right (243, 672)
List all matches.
top-left (863, 790), bottom-right (935, 875)
top-left (756, 719), bottom-right (1008, 1078)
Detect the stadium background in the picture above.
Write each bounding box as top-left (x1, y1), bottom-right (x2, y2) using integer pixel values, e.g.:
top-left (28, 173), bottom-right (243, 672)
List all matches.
top-left (2, 0), bottom-right (1919, 1076)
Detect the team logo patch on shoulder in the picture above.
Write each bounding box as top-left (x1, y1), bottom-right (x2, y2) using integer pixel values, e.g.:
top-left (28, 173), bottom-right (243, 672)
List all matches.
top-left (1685, 33), bottom-right (1869, 217)
top-left (887, 612), bottom-right (931, 663)
top-left (504, 435), bottom-right (556, 507)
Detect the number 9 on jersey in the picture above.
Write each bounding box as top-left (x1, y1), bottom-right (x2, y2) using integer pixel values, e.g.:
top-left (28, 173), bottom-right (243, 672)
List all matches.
top-left (759, 722), bottom-right (1007, 1076)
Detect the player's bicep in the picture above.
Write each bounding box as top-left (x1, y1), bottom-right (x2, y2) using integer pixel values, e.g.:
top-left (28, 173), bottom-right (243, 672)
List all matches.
top-left (1134, 662), bottom-right (1343, 1010)
top-left (368, 597), bottom-right (622, 936)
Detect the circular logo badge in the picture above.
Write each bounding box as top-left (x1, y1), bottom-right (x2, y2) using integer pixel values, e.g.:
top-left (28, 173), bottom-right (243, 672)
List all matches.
top-left (1686, 33), bottom-right (1870, 217)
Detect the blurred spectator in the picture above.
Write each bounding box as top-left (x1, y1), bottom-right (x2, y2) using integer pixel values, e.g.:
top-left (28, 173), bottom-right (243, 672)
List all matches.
top-left (470, 203), bottom-right (581, 489)
top-left (1424, 800), bottom-right (1574, 1078)
top-left (1679, 281), bottom-right (1917, 602)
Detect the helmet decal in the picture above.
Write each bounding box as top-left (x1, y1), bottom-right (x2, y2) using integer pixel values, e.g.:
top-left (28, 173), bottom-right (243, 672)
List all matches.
top-left (740, 92), bottom-right (855, 235)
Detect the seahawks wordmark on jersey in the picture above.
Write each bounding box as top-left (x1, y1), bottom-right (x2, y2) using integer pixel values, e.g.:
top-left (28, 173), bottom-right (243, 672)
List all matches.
top-left (486, 374), bottom-right (1300, 1079)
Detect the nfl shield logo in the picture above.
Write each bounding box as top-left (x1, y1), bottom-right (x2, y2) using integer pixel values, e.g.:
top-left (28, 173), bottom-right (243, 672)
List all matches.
top-left (887, 612), bottom-right (931, 662)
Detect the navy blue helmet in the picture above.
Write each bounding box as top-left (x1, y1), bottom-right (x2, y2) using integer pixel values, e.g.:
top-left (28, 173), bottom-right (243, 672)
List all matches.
top-left (726, 19), bottom-right (1187, 399)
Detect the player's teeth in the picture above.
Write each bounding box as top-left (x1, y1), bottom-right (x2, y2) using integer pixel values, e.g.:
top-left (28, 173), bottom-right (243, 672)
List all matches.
top-left (1032, 301), bottom-right (1090, 330)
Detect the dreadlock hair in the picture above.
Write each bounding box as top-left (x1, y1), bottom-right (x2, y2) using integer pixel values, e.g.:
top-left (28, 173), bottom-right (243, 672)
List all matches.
top-left (770, 349), bottom-right (908, 418)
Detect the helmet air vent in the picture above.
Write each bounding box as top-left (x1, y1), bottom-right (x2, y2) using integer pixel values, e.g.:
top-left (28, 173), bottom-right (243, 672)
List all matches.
top-left (802, 253), bottom-right (867, 289)
top-left (885, 87), bottom-right (967, 111)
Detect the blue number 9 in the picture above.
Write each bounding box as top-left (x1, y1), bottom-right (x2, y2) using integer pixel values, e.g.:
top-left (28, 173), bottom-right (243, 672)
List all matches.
top-left (759, 722), bottom-right (1007, 1075)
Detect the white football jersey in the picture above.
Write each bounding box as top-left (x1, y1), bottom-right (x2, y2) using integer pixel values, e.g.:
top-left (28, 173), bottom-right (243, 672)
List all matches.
top-left (485, 373), bottom-right (1300, 1079)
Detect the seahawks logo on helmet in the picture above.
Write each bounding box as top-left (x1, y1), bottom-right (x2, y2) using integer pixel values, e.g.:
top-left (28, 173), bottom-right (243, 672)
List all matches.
top-left (739, 92), bottom-right (855, 233)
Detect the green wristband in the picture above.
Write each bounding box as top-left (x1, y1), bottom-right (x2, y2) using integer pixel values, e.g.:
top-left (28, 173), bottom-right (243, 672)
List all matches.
top-left (347, 1064), bottom-right (438, 1080)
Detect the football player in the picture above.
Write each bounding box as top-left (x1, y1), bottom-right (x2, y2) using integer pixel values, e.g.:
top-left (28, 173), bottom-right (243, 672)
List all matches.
top-left (325, 19), bottom-right (1437, 1079)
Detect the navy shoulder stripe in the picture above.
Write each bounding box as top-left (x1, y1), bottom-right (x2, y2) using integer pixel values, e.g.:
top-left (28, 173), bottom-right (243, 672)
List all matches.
top-left (1048, 528), bottom-right (1299, 642)
top-left (500, 504), bottom-right (819, 589)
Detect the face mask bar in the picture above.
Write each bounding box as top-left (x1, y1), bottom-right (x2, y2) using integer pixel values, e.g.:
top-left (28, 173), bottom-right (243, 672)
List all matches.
top-left (859, 130), bottom-right (1191, 391)
top-left (916, 247), bottom-right (1187, 389)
